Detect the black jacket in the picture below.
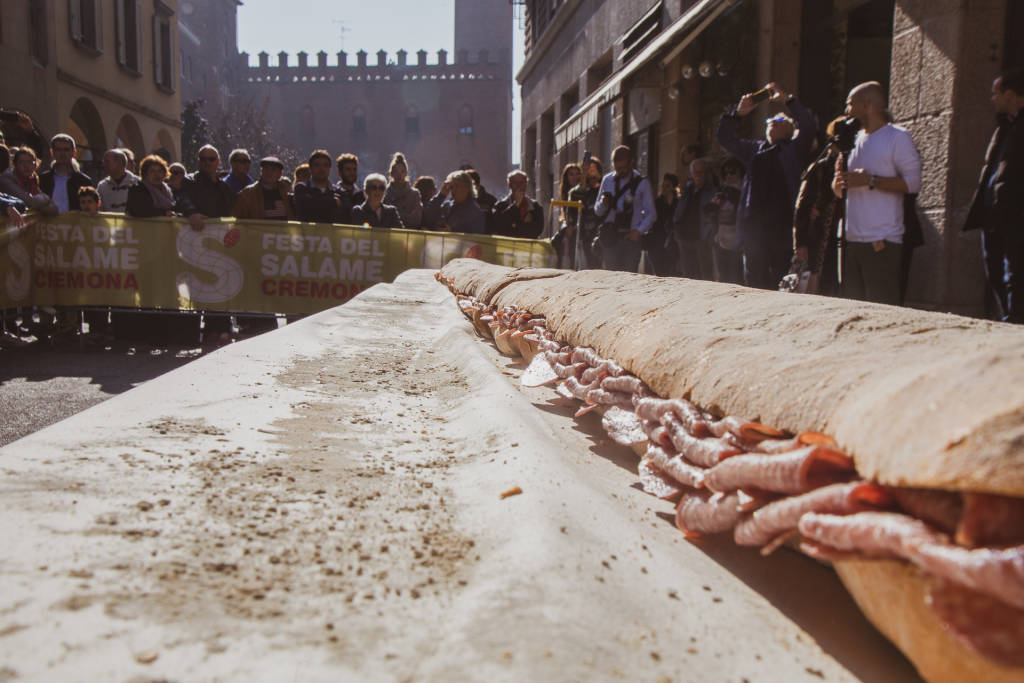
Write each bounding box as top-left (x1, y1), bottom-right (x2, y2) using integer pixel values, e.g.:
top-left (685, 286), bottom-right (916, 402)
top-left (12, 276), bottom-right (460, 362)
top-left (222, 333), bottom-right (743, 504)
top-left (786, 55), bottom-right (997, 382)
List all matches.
top-left (125, 183), bottom-right (176, 218)
top-left (965, 113), bottom-right (1024, 231)
top-left (177, 171), bottom-right (234, 218)
top-left (489, 195), bottom-right (544, 239)
top-left (293, 180), bottom-right (347, 224)
top-left (38, 167), bottom-right (94, 211)
top-left (350, 202), bottom-right (404, 228)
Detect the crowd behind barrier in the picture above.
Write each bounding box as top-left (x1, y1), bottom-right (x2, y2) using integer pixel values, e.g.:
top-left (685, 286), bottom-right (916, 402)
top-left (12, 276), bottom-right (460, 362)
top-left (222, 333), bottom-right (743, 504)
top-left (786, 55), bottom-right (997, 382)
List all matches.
top-left (2, 67), bottom-right (1022, 345)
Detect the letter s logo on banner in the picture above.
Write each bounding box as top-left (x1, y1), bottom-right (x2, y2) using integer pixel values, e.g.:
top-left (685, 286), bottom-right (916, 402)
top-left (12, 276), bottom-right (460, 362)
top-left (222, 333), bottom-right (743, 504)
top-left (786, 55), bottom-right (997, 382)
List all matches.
top-left (175, 224), bottom-right (244, 304)
top-left (5, 226), bottom-right (31, 302)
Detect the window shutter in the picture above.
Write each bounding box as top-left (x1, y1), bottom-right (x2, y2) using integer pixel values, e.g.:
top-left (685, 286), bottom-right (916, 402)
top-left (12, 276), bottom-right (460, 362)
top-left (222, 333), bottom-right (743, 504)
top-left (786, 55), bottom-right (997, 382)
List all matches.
top-left (69, 0), bottom-right (82, 42)
top-left (132, 0), bottom-right (141, 70)
top-left (94, 0), bottom-right (103, 52)
top-left (115, 0), bottom-right (125, 64)
top-left (152, 14), bottom-right (161, 85)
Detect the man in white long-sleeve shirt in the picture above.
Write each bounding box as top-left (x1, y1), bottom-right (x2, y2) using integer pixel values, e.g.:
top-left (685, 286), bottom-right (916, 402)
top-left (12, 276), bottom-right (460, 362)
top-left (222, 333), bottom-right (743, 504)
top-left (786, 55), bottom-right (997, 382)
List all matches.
top-left (833, 81), bottom-right (922, 305)
top-left (594, 145), bottom-right (656, 272)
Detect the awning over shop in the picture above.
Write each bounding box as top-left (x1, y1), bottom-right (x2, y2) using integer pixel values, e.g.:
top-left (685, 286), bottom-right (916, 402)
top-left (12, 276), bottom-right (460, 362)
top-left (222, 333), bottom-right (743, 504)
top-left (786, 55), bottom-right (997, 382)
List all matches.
top-left (553, 0), bottom-right (736, 151)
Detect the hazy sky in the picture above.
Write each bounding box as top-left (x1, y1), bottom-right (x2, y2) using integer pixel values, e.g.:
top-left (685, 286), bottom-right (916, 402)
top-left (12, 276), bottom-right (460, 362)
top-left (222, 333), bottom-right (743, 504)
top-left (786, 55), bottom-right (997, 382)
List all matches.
top-left (236, 0), bottom-right (525, 157)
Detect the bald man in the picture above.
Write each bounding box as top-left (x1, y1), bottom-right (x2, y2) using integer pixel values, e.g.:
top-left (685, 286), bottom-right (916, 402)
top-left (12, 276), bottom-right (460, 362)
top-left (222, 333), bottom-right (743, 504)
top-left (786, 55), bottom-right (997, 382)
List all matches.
top-left (832, 81), bottom-right (922, 306)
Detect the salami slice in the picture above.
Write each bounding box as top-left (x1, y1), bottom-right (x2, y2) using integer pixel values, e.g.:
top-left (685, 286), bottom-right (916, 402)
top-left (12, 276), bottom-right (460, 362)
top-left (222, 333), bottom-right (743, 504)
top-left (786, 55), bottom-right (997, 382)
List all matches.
top-left (927, 579), bottom-right (1024, 668)
top-left (638, 456), bottom-right (684, 500)
top-left (661, 413), bottom-right (742, 468)
top-left (675, 490), bottom-right (742, 538)
top-left (645, 444), bottom-right (706, 489)
top-left (913, 542), bottom-right (1024, 610)
top-left (891, 487), bottom-right (962, 535)
top-left (600, 375), bottom-right (653, 397)
top-left (956, 492), bottom-right (1024, 549)
top-left (797, 511), bottom-right (948, 560)
top-left (733, 481), bottom-right (892, 548)
top-left (601, 406), bottom-right (649, 446)
top-left (585, 388), bottom-right (634, 409)
top-left (521, 353), bottom-right (559, 387)
top-left (635, 397), bottom-right (712, 438)
top-left (704, 446), bottom-right (855, 494)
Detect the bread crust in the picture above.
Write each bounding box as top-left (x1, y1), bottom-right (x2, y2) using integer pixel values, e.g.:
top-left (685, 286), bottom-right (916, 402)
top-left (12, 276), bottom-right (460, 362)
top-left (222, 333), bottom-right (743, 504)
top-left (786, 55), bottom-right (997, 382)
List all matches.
top-left (440, 261), bottom-right (1024, 495)
top-left (834, 559), bottom-right (1024, 682)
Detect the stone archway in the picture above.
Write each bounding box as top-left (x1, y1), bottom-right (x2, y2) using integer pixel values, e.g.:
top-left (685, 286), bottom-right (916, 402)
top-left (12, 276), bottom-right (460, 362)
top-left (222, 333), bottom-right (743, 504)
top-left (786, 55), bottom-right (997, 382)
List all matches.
top-left (67, 97), bottom-right (107, 179)
top-left (153, 128), bottom-right (177, 162)
top-left (114, 114), bottom-right (145, 167)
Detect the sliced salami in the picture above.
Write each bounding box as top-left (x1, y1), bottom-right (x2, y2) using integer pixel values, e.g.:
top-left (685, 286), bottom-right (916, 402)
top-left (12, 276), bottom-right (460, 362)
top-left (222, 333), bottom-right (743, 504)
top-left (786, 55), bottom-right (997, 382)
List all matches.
top-left (704, 446), bottom-right (855, 494)
top-left (675, 489), bottom-right (742, 538)
top-left (661, 413), bottom-right (742, 468)
top-left (638, 456), bottom-right (684, 500)
top-left (645, 444), bottom-right (706, 489)
top-left (521, 353), bottom-right (559, 387)
top-left (733, 481), bottom-right (892, 548)
top-left (927, 579), bottom-right (1024, 668)
top-left (956, 492), bottom-right (1024, 549)
top-left (601, 407), bottom-right (649, 446)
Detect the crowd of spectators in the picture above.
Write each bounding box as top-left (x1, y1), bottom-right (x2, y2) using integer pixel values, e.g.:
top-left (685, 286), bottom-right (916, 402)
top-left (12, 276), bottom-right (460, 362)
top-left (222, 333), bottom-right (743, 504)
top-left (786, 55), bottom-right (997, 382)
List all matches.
top-left (0, 132), bottom-right (551, 346)
top-left (2, 66), bottom-right (1021, 346)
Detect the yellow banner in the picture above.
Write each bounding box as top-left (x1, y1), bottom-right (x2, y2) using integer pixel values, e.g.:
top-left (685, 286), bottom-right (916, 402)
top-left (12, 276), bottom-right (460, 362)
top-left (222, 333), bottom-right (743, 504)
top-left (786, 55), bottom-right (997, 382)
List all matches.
top-left (0, 214), bottom-right (556, 314)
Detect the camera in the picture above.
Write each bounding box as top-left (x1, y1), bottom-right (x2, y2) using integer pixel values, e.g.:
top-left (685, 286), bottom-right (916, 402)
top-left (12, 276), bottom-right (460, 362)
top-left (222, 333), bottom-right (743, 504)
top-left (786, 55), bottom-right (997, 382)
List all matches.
top-left (830, 117), bottom-right (862, 153)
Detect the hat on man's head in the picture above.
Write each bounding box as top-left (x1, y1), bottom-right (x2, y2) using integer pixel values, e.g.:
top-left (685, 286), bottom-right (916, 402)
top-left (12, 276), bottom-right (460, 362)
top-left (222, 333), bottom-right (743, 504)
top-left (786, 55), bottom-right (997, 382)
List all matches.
top-left (260, 156), bottom-right (284, 169)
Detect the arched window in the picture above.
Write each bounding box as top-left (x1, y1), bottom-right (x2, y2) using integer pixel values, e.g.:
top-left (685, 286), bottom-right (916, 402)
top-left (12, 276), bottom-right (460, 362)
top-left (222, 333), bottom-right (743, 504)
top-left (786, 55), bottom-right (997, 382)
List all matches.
top-left (405, 105), bottom-right (420, 137)
top-left (458, 104), bottom-right (473, 136)
top-left (352, 105), bottom-right (367, 137)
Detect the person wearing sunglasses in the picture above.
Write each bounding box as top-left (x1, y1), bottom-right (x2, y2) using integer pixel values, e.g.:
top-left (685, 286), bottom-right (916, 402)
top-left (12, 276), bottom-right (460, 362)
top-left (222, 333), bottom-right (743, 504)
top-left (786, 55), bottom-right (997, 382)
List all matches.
top-left (177, 145), bottom-right (234, 232)
top-left (717, 81), bottom-right (817, 289)
top-left (351, 173), bottom-right (404, 228)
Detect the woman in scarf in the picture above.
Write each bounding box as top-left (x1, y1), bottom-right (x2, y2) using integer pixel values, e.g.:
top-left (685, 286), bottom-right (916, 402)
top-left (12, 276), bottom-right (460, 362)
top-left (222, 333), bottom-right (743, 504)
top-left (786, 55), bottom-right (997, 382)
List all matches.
top-left (126, 155), bottom-right (178, 217)
top-left (0, 146), bottom-right (58, 214)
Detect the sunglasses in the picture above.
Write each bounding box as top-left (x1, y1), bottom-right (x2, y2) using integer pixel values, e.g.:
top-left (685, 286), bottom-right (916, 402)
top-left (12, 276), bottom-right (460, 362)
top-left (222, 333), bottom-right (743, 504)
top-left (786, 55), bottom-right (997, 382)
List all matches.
top-left (766, 115), bottom-right (790, 125)
top-left (199, 156), bottom-right (218, 162)
top-left (366, 184), bottom-right (386, 191)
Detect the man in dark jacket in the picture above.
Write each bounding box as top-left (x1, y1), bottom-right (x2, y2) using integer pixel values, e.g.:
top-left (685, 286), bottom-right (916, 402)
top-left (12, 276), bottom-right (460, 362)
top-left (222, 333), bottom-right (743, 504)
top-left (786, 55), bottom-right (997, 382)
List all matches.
top-left (489, 170), bottom-right (543, 239)
top-left (38, 134), bottom-right (93, 212)
top-left (717, 82), bottom-right (817, 288)
top-left (178, 144), bottom-right (234, 230)
top-left (294, 149), bottom-right (347, 223)
top-left (964, 67), bottom-right (1024, 322)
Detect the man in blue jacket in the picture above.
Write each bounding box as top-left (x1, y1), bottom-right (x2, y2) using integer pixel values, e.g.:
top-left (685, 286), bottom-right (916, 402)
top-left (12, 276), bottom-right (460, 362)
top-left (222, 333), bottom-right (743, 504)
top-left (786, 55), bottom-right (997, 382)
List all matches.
top-left (717, 82), bottom-right (817, 289)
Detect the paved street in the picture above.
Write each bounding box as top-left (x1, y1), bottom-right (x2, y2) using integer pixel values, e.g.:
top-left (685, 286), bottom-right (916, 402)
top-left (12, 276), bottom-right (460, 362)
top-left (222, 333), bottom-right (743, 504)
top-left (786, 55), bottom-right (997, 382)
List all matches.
top-left (0, 341), bottom-right (208, 446)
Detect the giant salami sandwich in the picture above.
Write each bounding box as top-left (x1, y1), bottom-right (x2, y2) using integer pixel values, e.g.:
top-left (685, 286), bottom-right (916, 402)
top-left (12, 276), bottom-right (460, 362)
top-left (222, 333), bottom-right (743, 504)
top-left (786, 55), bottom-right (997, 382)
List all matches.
top-left (437, 258), bottom-right (1024, 683)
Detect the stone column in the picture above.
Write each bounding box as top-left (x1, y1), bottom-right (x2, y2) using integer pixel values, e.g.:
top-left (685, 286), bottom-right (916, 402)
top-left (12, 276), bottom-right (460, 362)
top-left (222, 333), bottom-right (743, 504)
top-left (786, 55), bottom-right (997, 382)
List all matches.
top-left (889, 0), bottom-right (1005, 314)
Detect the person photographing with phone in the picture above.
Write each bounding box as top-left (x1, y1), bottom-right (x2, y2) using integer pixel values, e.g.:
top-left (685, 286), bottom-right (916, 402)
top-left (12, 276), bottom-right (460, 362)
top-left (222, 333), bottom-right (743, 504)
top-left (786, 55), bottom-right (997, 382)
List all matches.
top-left (717, 82), bottom-right (817, 289)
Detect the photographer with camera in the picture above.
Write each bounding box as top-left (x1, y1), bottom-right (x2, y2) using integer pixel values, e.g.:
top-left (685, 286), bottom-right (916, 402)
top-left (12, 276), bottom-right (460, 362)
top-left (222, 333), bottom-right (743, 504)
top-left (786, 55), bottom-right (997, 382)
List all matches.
top-left (593, 145), bottom-right (656, 272)
top-left (717, 82), bottom-right (817, 289)
top-left (791, 116), bottom-right (858, 295)
top-left (832, 81), bottom-right (921, 306)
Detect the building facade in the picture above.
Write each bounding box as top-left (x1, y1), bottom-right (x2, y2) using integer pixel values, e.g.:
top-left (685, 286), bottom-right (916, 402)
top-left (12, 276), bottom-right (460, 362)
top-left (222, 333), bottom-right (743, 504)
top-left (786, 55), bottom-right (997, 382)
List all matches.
top-left (232, 0), bottom-right (514, 193)
top-left (0, 0), bottom-right (182, 177)
top-left (518, 0), bottom-right (1024, 316)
